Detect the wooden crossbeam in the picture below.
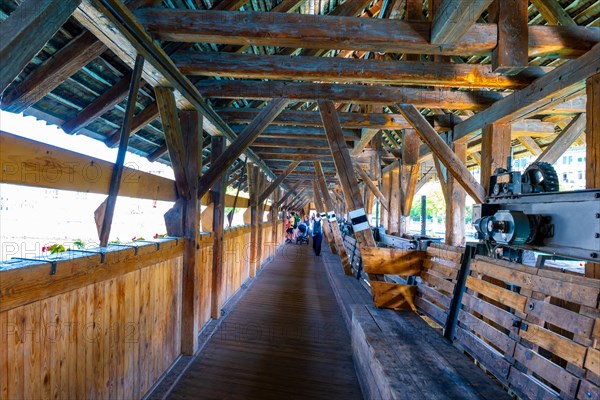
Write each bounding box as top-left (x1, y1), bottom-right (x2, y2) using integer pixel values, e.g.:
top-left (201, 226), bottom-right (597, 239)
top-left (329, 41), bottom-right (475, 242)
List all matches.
top-left (136, 9), bottom-right (598, 58)
top-left (98, 55), bottom-right (145, 247)
top-left (198, 81), bottom-right (503, 110)
top-left (74, 0), bottom-right (277, 180)
top-left (314, 162), bottom-right (352, 274)
top-left (255, 161), bottom-right (301, 205)
top-left (535, 114), bottom-right (586, 165)
top-left (352, 129), bottom-right (380, 156)
top-left (233, 124), bottom-right (360, 140)
top-left (1, 31), bottom-right (106, 113)
top-left (355, 163), bottom-right (389, 211)
top-left (197, 98), bottom-right (289, 199)
top-left (62, 72), bottom-right (133, 135)
top-left (453, 43), bottom-right (600, 143)
top-left (397, 104), bottom-right (486, 203)
top-left (430, 0), bottom-right (494, 45)
top-left (516, 136), bottom-right (543, 156)
top-left (222, 108), bottom-right (410, 130)
top-left (105, 102), bottom-right (159, 146)
top-left (155, 86), bottom-right (190, 199)
top-left (319, 100), bottom-right (377, 248)
top-left (175, 52), bottom-right (546, 90)
top-left (0, 0), bottom-right (82, 94)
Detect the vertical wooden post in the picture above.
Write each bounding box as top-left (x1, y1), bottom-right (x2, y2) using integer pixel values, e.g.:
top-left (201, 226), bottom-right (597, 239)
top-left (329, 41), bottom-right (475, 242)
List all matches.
top-left (480, 123), bottom-right (511, 196)
top-left (491, 0), bottom-right (528, 75)
top-left (381, 171), bottom-right (390, 230)
top-left (388, 168), bottom-right (400, 235)
top-left (179, 110), bottom-right (202, 354)
top-left (400, 128), bottom-right (421, 235)
top-left (586, 73), bottom-right (600, 278)
top-left (445, 143), bottom-right (467, 246)
top-left (210, 136), bottom-right (226, 319)
top-left (247, 164), bottom-right (260, 277)
top-left (314, 162), bottom-right (352, 274)
top-left (271, 189), bottom-right (280, 247)
top-left (256, 171), bottom-right (265, 271)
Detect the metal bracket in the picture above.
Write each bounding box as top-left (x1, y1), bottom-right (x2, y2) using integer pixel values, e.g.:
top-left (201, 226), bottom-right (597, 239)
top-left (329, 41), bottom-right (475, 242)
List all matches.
top-left (444, 244), bottom-right (475, 341)
top-left (12, 258), bottom-right (58, 275)
top-left (109, 243), bottom-right (139, 255)
top-left (131, 240), bottom-right (160, 250)
top-left (512, 320), bottom-right (528, 331)
top-left (69, 249), bottom-right (106, 263)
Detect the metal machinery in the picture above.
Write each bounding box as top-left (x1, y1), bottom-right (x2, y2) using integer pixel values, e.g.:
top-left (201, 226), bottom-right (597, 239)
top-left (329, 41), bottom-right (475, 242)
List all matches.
top-left (472, 161), bottom-right (600, 263)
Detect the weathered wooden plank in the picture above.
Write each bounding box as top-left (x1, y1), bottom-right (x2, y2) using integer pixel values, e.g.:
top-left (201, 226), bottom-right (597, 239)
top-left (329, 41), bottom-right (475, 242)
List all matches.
top-left (421, 271), bottom-right (455, 295)
top-left (423, 259), bottom-right (458, 280)
top-left (175, 52), bottom-right (546, 90)
top-left (198, 98), bottom-right (289, 199)
top-left (137, 9), bottom-right (598, 58)
top-left (471, 258), bottom-right (600, 308)
top-left (397, 104), bottom-right (486, 203)
top-left (445, 142), bottom-right (466, 246)
top-left (519, 324), bottom-right (587, 367)
top-left (415, 296), bottom-right (448, 326)
top-left (453, 43), bottom-right (600, 142)
top-left (587, 74), bottom-right (600, 278)
top-left (517, 136), bottom-right (543, 156)
top-left (200, 80), bottom-right (503, 110)
top-left (458, 310), bottom-right (516, 355)
top-left (361, 247), bottom-right (424, 275)
top-left (513, 343), bottom-right (579, 397)
top-left (455, 326), bottom-right (511, 382)
top-left (210, 136), bottom-right (226, 318)
top-left (531, 0), bottom-right (576, 26)
top-left (1, 30), bottom-right (106, 113)
top-left (0, 0), bottom-right (83, 94)
top-left (426, 244), bottom-right (463, 264)
top-left (370, 282), bottom-right (416, 310)
top-left (417, 282), bottom-right (451, 309)
top-left (527, 299), bottom-right (595, 338)
top-left (507, 367), bottom-right (560, 400)
top-left (465, 275), bottom-right (527, 312)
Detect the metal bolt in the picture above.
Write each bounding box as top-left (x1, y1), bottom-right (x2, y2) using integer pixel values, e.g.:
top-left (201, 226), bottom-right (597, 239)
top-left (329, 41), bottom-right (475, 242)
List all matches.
top-left (595, 193), bottom-right (600, 198)
top-left (587, 391), bottom-right (593, 398)
top-left (591, 253), bottom-right (598, 259)
top-left (528, 302), bottom-right (535, 311)
top-left (597, 213), bottom-right (600, 218)
top-left (596, 233), bottom-right (600, 239)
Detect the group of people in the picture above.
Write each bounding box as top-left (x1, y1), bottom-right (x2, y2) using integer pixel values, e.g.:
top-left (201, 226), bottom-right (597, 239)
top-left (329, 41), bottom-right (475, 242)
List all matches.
top-left (284, 212), bottom-right (324, 256)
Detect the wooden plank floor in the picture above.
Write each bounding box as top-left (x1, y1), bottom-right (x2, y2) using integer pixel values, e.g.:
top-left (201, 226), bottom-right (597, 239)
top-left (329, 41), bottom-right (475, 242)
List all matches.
top-left (168, 244), bottom-right (364, 400)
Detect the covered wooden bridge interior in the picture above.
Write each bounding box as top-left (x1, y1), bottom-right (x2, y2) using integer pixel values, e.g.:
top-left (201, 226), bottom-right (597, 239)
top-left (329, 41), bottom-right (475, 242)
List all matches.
top-left (0, 0), bottom-right (599, 399)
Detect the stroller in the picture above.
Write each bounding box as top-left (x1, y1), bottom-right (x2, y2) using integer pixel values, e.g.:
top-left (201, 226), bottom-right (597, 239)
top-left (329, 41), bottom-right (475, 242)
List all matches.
top-left (296, 222), bottom-right (310, 245)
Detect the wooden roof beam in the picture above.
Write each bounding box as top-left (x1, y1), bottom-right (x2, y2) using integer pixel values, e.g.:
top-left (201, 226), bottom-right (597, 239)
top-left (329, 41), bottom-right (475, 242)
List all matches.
top-left (530, 0), bottom-right (576, 27)
top-left (175, 52), bottom-right (546, 90)
top-left (74, 0), bottom-right (278, 181)
top-left (198, 81), bottom-right (504, 111)
top-left (136, 9), bottom-right (598, 58)
top-left (0, 0), bottom-right (82, 95)
top-left (453, 43), bottom-right (600, 144)
top-left (535, 114), bottom-right (586, 165)
top-left (430, 0), bottom-right (494, 45)
top-left (255, 161), bottom-right (302, 205)
top-left (224, 109), bottom-right (409, 130)
top-left (1, 30), bottom-right (107, 113)
top-left (234, 125), bottom-right (360, 140)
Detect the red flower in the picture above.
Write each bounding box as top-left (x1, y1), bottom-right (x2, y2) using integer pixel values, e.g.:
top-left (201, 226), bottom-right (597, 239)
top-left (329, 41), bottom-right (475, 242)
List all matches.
top-left (132, 236), bottom-right (137, 241)
top-left (42, 246), bottom-right (47, 252)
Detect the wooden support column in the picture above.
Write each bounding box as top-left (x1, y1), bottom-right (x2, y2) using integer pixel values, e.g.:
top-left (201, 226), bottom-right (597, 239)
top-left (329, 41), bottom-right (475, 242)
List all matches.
top-left (586, 73), bottom-right (600, 278)
top-left (179, 110), bottom-right (203, 354)
top-left (445, 143), bottom-right (467, 246)
top-left (400, 128), bottom-right (421, 235)
top-left (480, 122), bottom-right (511, 196)
top-left (355, 164), bottom-right (389, 211)
top-left (256, 171), bottom-right (266, 271)
top-left (247, 164), bottom-right (262, 277)
top-left (491, 0), bottom-right (528, 75)
top-left (398, 104), bottom-right (486, 203)
top-left (0, 0), bottom-right (82, 94)
top-left (312, 180), bottom-right (337, 254)
top-left (430, 0), bottom-right (494, 45)
top-left (210, 136), bottom-right (226, 318)
top-left (271, 189), bottom-right (280, 245)
top-left (256, 161), bottom-right (301, 205)
top-left (314, 162), bottom-right (352, 274)
top-left (96, 56), bottom-right (144, 246)
top-left (388, 168), bottom-right (401, 235)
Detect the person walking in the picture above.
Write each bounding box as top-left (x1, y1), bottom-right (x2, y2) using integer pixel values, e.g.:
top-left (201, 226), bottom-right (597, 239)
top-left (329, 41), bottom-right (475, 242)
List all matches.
top-left (312, 216), bottom-right (323, 256)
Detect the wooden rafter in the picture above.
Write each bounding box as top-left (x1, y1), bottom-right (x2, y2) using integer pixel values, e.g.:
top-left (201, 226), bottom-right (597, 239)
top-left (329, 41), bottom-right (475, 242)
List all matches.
top-left (430, 0), bottom-right (494, 45)
top-left (198, 80), bottom-right (503, 110)
top-left (255, 161), bottom-right (302, 205)
top-left (0, 0), bottom-right (83, 94)
top-left (355, 163), bottom-right (389, 211)
top-left (136, 9), bottom-right (598, 58)
top-left (535, 114), bottom-right (586, 165)
top-left (197, 98), bottom-right (289, 199)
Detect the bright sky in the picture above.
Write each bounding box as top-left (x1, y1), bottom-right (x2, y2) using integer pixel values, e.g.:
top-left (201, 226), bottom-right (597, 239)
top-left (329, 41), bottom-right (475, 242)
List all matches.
top-left (0, 110), bottom-right (177, 260)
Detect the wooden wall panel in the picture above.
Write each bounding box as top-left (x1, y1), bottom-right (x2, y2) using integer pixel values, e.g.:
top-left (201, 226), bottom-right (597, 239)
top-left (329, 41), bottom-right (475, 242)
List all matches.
top-left (0, 252), bottom-right (182, 400)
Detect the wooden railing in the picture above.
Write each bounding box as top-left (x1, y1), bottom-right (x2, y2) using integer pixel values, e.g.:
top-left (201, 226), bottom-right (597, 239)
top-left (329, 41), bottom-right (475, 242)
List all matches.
top-left (0, 220), bottom-right (287, 400)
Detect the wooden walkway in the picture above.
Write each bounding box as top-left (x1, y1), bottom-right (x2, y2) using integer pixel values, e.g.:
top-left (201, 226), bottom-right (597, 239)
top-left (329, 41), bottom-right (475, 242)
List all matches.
top-left (168, 244), bottom-right (363, 399)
